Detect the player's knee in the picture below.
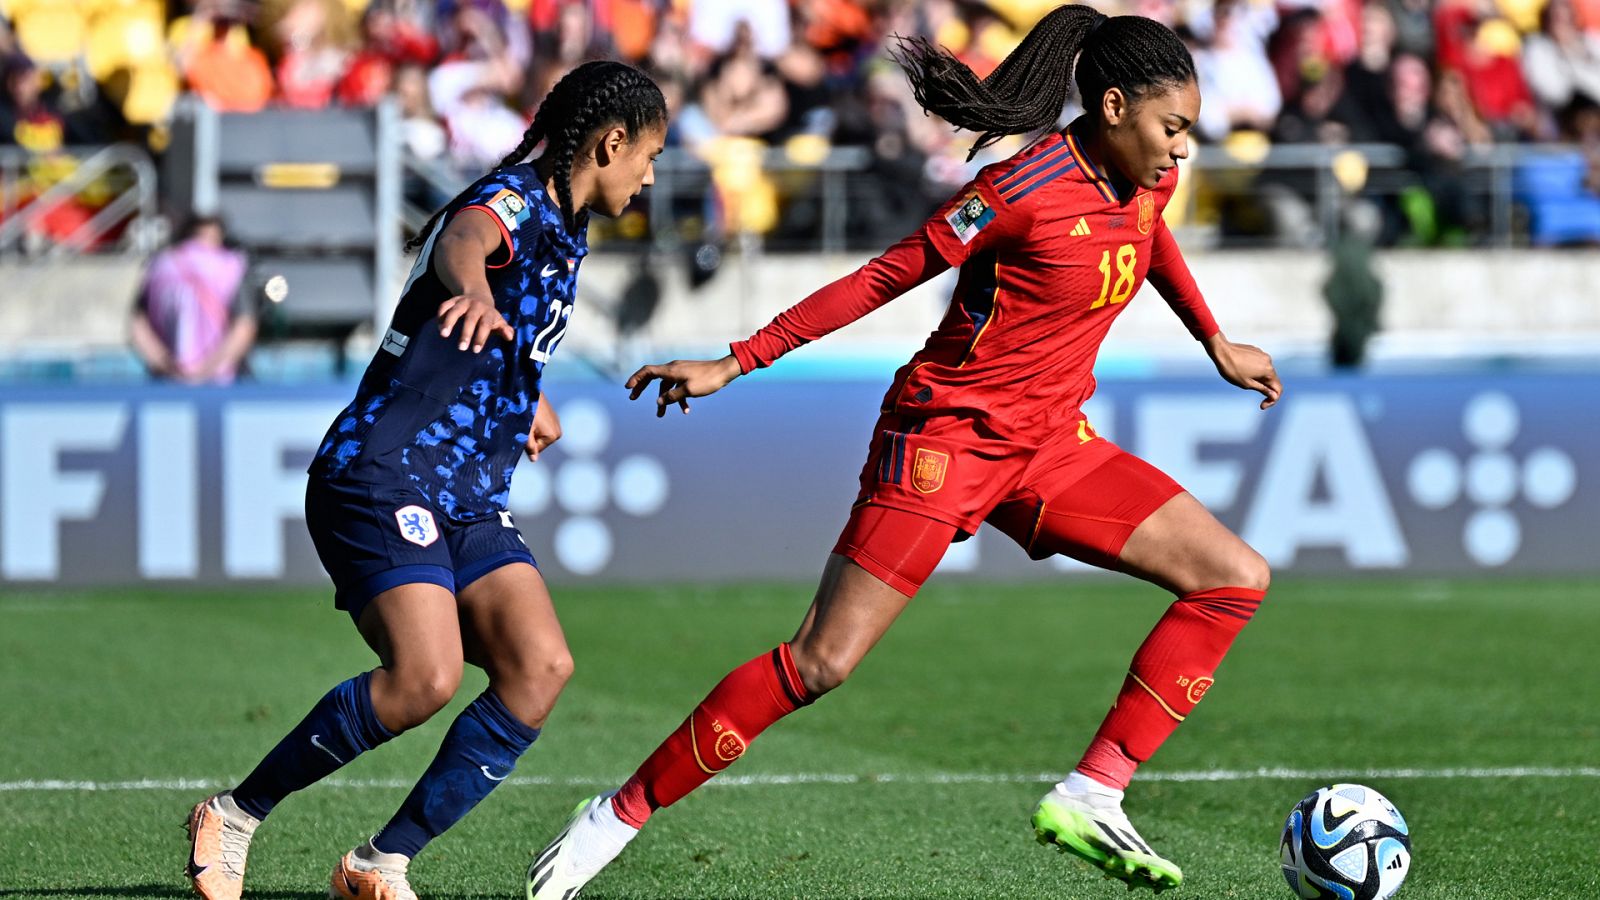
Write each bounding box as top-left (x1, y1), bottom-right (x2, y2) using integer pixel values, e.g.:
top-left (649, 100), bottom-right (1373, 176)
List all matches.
top-left (1231, 548), bottom-right (1271, 593)
top-left (394, 662), bottom-right (462, 725)
top-left (791, 644), bottom-right (854, 697)
top-left (538, 652), bottom-right (575, 691)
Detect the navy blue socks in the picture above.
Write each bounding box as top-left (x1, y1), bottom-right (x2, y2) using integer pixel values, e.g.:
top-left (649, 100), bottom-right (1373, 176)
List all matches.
top-left (371, 689), bottom-right (540, 858)
top-left (232, 670), bottom-right (395, 821)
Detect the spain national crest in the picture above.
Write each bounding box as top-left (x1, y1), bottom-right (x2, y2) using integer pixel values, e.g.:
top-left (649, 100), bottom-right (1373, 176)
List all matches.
top-left (1137, 192), bottom-right (1155, 235)
top-left (912, 448), bottom-right (949, 494)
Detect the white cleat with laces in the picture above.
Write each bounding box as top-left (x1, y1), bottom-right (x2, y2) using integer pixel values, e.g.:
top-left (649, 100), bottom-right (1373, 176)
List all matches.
top-left (526, 792), bottom-right (638, 899)
top-left (1032, 777), bottom-right (1183, 893)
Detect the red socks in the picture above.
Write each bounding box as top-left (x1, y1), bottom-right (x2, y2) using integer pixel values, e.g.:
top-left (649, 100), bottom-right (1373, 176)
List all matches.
top-left (612, 644), bottom-right (810, 828)
top-left (1076, 587), bottom-right (1265, 790)
top-left (607, 589), bottom-right (1262, 825)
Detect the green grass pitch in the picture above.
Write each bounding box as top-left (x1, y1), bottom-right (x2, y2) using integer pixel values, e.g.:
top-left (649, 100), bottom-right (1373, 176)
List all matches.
top-left (2, 578), bottom-right (1597, 899)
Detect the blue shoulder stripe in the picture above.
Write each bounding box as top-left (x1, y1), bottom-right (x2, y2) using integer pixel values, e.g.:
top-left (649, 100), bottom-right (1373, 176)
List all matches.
top-left (1004, 159), bottom-right (1079, 202)
top-left (993, 143), bottom-right (1072, 192)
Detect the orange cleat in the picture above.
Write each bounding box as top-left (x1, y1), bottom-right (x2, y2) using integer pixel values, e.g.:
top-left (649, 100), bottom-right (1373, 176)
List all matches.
top-left (328, 841), bottom-right (417, 900)
top-left (185, 792), bottom-right (259, 900)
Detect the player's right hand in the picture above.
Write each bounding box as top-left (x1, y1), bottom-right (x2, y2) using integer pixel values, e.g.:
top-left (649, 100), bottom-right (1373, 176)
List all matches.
top-left (438, 291), bottom-right (514, 353)
top-left (626, 355), bottom-right (744, 418)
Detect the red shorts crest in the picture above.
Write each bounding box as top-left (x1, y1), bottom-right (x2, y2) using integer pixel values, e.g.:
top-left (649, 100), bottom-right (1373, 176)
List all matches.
top-left (912, 448), bottom-right (949, 493)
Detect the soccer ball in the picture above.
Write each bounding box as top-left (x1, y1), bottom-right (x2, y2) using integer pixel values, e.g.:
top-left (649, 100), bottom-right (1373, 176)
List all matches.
top-left (1279, 783), bottom-right (1411, 899)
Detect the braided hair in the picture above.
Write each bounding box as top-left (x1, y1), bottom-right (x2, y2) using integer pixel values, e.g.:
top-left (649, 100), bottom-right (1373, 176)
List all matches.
top-left (892, 5), bottom-right (1196, 160)
top-left (405, 60), bottom-right (667, 252)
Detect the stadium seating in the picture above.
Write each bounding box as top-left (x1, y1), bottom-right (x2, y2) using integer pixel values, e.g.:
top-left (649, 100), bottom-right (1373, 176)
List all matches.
top-left (1513, 151), bottom-right (1600, 246)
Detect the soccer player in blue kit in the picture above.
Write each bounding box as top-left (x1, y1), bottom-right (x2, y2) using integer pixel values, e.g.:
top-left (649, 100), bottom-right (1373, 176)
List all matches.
top-left (184, 61), bottom-right (666, 900)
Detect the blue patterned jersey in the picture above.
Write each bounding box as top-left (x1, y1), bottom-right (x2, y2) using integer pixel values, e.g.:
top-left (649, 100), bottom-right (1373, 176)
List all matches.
top-left (310, 165), bottom-right (588, 521)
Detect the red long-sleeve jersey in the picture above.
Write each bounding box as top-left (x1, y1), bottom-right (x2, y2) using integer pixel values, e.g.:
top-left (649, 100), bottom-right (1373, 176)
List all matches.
top-left (731, 127), bottom-right (1220, 439)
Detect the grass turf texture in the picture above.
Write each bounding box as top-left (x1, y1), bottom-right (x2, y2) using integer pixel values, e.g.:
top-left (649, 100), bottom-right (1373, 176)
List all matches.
top-left (1, 578), bottom-right (1596, 899)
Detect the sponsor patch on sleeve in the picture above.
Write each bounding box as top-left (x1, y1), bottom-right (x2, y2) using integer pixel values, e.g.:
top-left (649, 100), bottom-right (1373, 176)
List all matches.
top-left (485, 188), bottom-right (532, 232)
top-left (944, 191), bottom-right (996, 245)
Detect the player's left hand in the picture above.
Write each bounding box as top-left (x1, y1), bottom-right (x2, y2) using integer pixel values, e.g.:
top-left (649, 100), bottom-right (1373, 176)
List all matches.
top-left (437, 290), bottom-right (515, 353)
top-left (527, 395), bottom-right (561, 461)
top-left (1206, 333), bottom-right (1283, 409)
top-left (626, 355), bottom-right (744, 418)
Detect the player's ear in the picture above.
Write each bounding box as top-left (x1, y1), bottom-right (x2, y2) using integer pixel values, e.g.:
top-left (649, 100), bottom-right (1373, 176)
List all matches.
top-left (1100, 87), bottom-right (1129, 127)
top-left (595, 126), bottom-right (628, 166)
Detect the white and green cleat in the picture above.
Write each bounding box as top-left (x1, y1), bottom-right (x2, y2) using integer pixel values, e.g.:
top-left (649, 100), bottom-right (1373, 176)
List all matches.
top-left (526, 792), bottom-right (637, 900)
top-left (1032, 782), bottom-right (1183, 894)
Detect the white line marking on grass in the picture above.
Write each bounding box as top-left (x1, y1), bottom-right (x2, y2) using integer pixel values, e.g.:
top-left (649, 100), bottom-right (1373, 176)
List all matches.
top-left (4, 766), bottom-right (1598, 792)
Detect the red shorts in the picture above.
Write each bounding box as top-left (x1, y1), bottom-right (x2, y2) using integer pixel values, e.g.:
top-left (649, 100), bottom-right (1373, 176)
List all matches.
top-left (833, 412), bottom-right (1184, 596)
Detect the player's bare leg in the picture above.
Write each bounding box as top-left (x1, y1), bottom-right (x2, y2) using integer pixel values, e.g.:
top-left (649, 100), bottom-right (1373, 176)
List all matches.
top-left (1111, 492), bottom-right (1270, 598)
top-left (189, 584), bottom-right (458, 900)
top-left (336, 565), bottom-right (568, 899)
top-left (1035, 491), bottom-right (1269, 893)
top-left (527, 554), bottom-right (916, 899)
top-left (320, 585), bottom-right (465, 900)
top-left (787, 552), bottom-right (919, 695)
top-left (356, 584), bottom-right (469, 734)
top-left (456, 562), bottom-right (574, 729)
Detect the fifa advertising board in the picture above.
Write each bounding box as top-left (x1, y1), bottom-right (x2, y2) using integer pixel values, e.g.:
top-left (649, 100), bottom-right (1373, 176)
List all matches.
top-left (0, 373), bottom-right (1593, 585)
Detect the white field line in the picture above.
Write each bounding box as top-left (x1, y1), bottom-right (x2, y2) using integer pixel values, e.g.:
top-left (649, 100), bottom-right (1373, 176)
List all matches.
top-left (3, 766), bottom-right (1599, 792)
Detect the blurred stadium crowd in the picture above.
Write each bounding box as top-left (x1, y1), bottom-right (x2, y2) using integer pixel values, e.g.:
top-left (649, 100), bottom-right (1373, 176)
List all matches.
top-left (4, 0), bottom-right (1600, 248)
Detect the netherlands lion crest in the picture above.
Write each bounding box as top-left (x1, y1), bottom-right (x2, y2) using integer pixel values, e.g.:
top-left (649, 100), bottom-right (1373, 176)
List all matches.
top-left (395, 505), bottom-right (439, 547)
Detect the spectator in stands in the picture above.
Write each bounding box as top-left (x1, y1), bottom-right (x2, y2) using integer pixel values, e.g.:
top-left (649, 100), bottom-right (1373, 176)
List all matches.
top-left (395, 63), bottom-right (446, 160)
top-left (1418, 69), bottom-right (1495, 239)
top-left (1523, 0), bottom-right (1600, 112)
top-left (0, 54), bottom-right (64, 150)
top-left (695, 21), bottom-right (789, 142)
top-left (1273, 64), bottom-right (1349, 144)
top-left (0, 54), bottom-right (106, 246)
top-left (771, 19), bottom-right (834, 140)
top-left (1194, 0), bottom-right (1283, 139)
top-left (130, 214), bottom-right (257, 385)
top-left (271, 0), bottom-right (354, 109)
top-left (689, 0), bottom-right (791, 59)
top-left (336, 4), bottom-right (440, 107)
top-left (1333, 1), bottom-right (1400, 141)
top-left (429, 6), bottom-right (525, 169)
top-left (175, 0), bottom-right (275, 113)
top-left (1434, 0), bottom-right (1539, 138)
top-left (1386, 0), bottom-right (1435, 58)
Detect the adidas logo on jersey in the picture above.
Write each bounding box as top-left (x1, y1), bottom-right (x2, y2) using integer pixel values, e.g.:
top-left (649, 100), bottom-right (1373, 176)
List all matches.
top-left (1070, 217), bottom-right (1092, 236)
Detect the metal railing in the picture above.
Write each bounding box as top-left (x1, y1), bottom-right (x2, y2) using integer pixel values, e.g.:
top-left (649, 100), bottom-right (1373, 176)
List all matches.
top-left (1, 137), bottom-right (1584, 265)
top-left (401, 141), bottom-right (1593, 252)
top-left (0, 144), bottom-right (162, 260)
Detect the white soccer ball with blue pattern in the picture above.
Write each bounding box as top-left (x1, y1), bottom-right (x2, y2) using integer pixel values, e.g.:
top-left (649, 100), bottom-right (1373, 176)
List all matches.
top-left (1279, 783), bottom-right (1411, 900)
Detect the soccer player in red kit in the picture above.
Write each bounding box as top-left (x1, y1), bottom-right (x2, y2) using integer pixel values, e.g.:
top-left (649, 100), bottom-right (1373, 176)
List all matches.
top-left (529, 6), bottom-right (1282, 896)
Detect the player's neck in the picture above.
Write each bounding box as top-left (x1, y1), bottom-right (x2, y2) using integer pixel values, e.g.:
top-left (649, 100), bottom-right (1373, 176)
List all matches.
top-left (1067, 119), bottom-right (1138, 202)
top-left (531, 158), bottom-right (593, 220)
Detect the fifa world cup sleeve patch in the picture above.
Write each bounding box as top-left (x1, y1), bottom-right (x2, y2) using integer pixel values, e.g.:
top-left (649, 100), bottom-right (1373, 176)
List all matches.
top-left (944, 191), bottom-right (996, 245)
top-left (485, 188), bottom-right (533, 233)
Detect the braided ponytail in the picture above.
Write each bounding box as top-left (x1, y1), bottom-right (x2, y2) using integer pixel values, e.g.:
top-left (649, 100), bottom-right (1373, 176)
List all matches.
top-left (893, 5), bottom-right (1195, 161)
top-left (405, 60), bottom-right (666, 251)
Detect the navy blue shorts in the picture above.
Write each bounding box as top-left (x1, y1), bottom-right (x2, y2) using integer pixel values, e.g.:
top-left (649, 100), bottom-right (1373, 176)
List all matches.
top-left (304, 477), bottom-right (537, 624)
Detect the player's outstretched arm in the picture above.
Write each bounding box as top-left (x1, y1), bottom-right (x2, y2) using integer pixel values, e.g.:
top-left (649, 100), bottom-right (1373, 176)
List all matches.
top-left (1203, 331), bottom-right (1283, 410)
top-left (434, 208), bottom-right (516, 353)
top-left (626, 355), bottom-right (744, 418)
